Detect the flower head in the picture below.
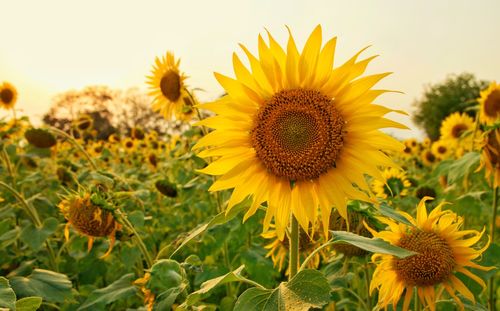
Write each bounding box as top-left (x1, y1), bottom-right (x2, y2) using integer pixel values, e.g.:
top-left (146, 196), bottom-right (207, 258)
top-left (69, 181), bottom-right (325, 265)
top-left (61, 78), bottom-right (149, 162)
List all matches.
top-left (0, 82), bottom-right (18, 110)
top-left (478, 81), bottom-right (500, 125)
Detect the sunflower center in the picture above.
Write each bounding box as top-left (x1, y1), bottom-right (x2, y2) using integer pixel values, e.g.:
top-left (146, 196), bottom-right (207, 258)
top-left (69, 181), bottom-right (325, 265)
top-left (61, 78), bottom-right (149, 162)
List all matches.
top-left (425, 151), bottom-right (436, 163)
top-left (393, 230), bottom-right (455, 286)
top-left (68, 199), bottom-right (115, 237)
top-left (437, 146), bottom-right (447, 154)
top-left (0, 88), bottom-right (14, 103)
top-left (160, 70), bottom-right (181, 102)
top-left (484, 89), bottom-right (500, 118)
top-left (451, 123), bottom-right (468, 138)
top-left (251, 89), bottom-right (345, 181)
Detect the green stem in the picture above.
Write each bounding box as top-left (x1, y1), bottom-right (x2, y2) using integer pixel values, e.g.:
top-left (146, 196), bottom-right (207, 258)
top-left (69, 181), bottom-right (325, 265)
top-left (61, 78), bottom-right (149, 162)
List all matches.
top-left (489, 186), bottom-right (498, 311)
top-left (288, 215), bottom-right (300, 279)
top-left (117, 210), bottom-right (153, 269)
top-left (470, 112), bottom-right (480, 151)
top-left (300, 240), bottom-right (334, 271)
top-left (1, 149), bottom-right (15, 185)
top-left (363, 261), bottom-right (372, 310)
top-left (47, 126), bottom-right (98, 171)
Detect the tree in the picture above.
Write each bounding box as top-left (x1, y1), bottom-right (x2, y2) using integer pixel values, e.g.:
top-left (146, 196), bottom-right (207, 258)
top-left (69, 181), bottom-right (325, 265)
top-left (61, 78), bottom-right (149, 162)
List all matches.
top-left (412, 73), bottom-right (488, 140)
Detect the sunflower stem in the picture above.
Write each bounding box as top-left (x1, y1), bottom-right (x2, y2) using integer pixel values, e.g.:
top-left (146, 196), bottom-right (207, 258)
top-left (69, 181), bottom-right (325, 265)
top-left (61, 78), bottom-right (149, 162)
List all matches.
top-left (117, 210), bottom-right (154, 269)
top-left (288, 215), bottom-right (300, 280)
top-left (489, 186), bottom-right (498, 311)
top-left (47, 126), bottom-right (98, 171)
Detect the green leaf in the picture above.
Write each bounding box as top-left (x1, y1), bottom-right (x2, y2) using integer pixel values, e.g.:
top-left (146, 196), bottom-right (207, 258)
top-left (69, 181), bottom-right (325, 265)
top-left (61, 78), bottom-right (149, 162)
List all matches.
top-left (148, 259), bottom-right (187, 310)
top-left (78, 274), bottom-right (137, 310)
top-left (15, 297), bottom-right (43, 311)
top-left (19, 217), bottom-right (58, 251)
top-left (9, 269), bottom-right (72, 303)
top-left (183, 265), bottom-right (247, 306)
top-left (0, 277), bottom-right (16, 310)
top-left (446, 151), bottom-right (480, 184)
top-left (330, 231), bottom-right (417, 258)
top-left (234, 269), bottom-right (330, 311)
top-left (379, 203), bottom-right (415, 227)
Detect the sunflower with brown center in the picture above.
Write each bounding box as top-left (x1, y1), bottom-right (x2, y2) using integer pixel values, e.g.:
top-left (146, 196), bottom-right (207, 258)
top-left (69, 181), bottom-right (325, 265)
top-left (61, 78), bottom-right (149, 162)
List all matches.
top-left (59, 193), bottom-right (121, 258)
top-left (372, 167), bottom-right (412, 199)
top-left (0, 82), bottom-right (18, 110)
top-left (147, 52), bottom-right (191, 121)
top-left (421, 149), bottom-right (437, 166)
top-left (431, 139), bottom-right (452, 160)
top-left (477, 129), bottom-right (500, 188)
top-left (366, 197), bottom-right (492, 311)
top-left (194, 25), bottom-right (406, 239)
top-left (439, 112), bottom-right (474, 145)
top-left (478, 81), bottom-right (500, 125)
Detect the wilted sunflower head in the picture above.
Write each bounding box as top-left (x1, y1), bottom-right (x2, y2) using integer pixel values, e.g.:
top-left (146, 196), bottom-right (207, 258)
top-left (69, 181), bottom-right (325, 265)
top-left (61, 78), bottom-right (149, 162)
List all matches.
top-left (478, 128), bottom-right (500, 188)
top-left (131, 127), bottom-right (145, 140)
top-left (155, 179), bottom-right (177, 198)
top-left (74, 115), bottom-right (93, 131)
top-left (0, 82), bottom-right (18, 110)
top-left (415, 185), bottom-right (437, 200)
top-left (478, 81), bottom-right (500, 125)
top-left (440, 112), bottom-right (474, 144)
top-left (367, 197), bottom-right (493, 311)
top-left (147, 52), bottom-right (191, 121)
top-left (194, 25), bottom-right (407, 240)
top-left (24, 128), bottom-right (57, 148)
top-left (59, 192), bottom-right (121, 257)
top-left (372, 167), bottom-right (411, 199)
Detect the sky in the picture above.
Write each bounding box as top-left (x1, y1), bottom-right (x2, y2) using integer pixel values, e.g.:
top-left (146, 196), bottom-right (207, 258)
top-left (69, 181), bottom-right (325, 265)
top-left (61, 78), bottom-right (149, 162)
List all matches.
top-left (1, 0), bottom-right (499, 139)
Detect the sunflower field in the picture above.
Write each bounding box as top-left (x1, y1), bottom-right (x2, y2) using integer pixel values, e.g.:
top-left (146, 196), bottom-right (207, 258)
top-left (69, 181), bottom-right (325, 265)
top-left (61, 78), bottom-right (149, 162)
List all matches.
top-left (1, 26), bottom-right (499, 311)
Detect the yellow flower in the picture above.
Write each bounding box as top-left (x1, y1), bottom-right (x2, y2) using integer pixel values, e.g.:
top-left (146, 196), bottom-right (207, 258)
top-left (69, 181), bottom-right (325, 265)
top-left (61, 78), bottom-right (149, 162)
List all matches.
top-left (439, 112), bottom-right (474, 144)
top-left (58, 193), bottom-right (121, 258)
top-left (194, 25), bottom-right (406, 239)
top-left (330, 208), bottom-right (372, 257)
top-left (122, 137), bottom-right (136, 153)
top-left (478, 81), bottom-right (500, 125)
top-left (403, 138), bottom-right (419, 152)
top-left (367, 198), bottom-right (493, 311)
top-left (146, 52), bottom-right (191, 121)
top-left (431, 139), bottom-right (452, 160)
top-left (477, 129), bottom-right (500, 188)
top-left (421, 149), bottom-right (437, 166)
top-left (372, 167), bottom-right (411, 199)
top-left (0, 82), bottom-right (18, 110)
top-left (422, 137), bottom-right (431, 148)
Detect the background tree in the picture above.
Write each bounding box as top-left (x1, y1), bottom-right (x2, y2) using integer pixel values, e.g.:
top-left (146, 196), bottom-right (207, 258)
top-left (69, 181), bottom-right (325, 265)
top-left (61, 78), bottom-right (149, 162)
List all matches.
top-left (412, 73), bottom-right (488, 140)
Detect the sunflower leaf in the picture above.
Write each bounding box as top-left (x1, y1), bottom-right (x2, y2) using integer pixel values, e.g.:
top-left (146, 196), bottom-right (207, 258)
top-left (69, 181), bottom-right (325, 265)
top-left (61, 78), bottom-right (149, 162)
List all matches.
top-left (9, 269), bottom-right (72, 303)
top-left (78, 273), bottom-right (137, 310)
top-left (0, 277), bottom-right (16, 310)
top-left (330, 231), bottom-right (417, 258)
top-left (378, 203), bottom-right (415, 227)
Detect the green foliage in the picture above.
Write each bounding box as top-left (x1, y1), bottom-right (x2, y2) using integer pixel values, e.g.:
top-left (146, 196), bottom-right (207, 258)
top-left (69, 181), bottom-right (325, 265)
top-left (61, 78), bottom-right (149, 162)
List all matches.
top-left (78, 274), bottom-right (137, 310)
top-left (412, 73), bottom-right (488, 140)
top-left (9, 270), bottom-right (72, 304)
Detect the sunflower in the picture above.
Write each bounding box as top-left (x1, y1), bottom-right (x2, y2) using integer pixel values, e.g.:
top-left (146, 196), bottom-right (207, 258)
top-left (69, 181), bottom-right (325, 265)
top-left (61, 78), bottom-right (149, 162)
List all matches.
top-left (403, 138), bottom-right (419, 152)
top-left (478, 81), bottom-right (500, 125)
top-left (147, 52), bottom-right (191, 120)
top-left (421, 149), bottom-right (437, 166)
top-left (24, 128), bottom-right (57, 148)
top-left (0, 82), bottom-right (18, 110)
top-left (59, 193), bottom-right (121, 258)
top-left (477, 129), bottom-right (500, 188)
top-left (422, 137), bottom-right (431, 149)
top-left (330, 208), bottom-right (372, 257)
top-left (439, 112), bottom-right (474, 144)
top-left (367, 197), bottom-right (492, 311)
top-left (372, 167), bottom-right (411, 199)
top-left (194, 25), bottom-right (406, 239)
top-left (431, 139), bottom-right (452, 160)
top-left (122, 137), bottom-right (136, 153)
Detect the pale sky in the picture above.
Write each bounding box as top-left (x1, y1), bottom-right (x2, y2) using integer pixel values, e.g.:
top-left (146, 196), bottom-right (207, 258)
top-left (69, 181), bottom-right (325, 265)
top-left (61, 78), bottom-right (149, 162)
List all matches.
top-left (1, 0), bottom-right (499, 138)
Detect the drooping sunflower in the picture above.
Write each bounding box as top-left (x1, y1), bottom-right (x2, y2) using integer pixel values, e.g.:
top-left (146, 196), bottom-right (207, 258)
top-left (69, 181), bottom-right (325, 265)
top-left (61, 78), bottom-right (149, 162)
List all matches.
top-left (477, 129), bottom-right (500, 188)
top-left (58, 193), bottom-right (121, 258)
top-left (194, 25), bottom-right (406, 239)
top-left (146, 52), bottom-right (190, 121)
top-left (439, 112), bottom-right (474, 144)
top-left (431, 139), bottom-right (452, 161)
top-left (372, 167), bottom-right (411, 199)
top-left (0, 82), bottom-right (18, 110)
top-left (478, 81), bottom-right (500, 125)
top-left (367, 197), bottom-right (492, 311)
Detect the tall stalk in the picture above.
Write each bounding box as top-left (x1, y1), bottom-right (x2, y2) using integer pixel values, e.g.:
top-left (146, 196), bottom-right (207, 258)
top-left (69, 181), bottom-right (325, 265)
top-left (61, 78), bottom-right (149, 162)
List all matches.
top-left (489, 186), bottom-right (498, 311)
top-left (288, 215), bottom-right (300, 279)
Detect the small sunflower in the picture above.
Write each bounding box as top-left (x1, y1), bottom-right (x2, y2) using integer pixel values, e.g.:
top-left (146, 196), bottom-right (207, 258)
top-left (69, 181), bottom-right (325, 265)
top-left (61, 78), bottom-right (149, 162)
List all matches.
top-left (477, 129), bottom-right (500, 188)
top-left (122, 138), bottom-right (136, 153)
top-left (372, 167), bottom-right (411, 199)
top-left (74, 114), bottom-right (93, 131)
top-left (0, 82), bottom-right (18, 110)
top-left (478, 81), bottom-right (500, 125)
top-left (194, 25), bottom-right (406, 239)
top-left (147, 52), bottom-right (190, 120)
top-left (431, 139), bottom-right (452, 160)
top-left (58, 193), bottom-right (121, 258)
top-left (403, 138), bottom-right (419, 152)
top-left (367, 197), bottom-right (493, 311)
top-left (439, 112), bottom-right (474, 144)
top-left (422, 137), bottom-right (431, 149)
top-left (421, 149), bottom-right (437, 166)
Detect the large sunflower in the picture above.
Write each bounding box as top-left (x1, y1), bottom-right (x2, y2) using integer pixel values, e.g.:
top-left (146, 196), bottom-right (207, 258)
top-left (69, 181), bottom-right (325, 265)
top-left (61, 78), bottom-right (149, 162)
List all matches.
top-left (478, 81), bottom-right (500, 125)
top-left (146, 52), bottom-right (190, 120)
top-left (194, 25), bottom-right (406, 239)
top-left (0, 82), bottom-right (18, 110)
top-left (439, 112), bottom-right (474, 144)
top-left (367, 198), bottom-right (492, 311)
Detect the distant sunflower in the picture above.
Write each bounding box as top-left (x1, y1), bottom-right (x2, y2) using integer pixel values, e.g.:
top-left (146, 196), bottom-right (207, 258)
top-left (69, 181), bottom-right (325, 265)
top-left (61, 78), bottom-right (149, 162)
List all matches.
top-left (194, 25), bottom-right (406, 239)
top-left (422, 137), bottom-right (431, 149)
top-left (330, 208), bottom-right (372, 257)
top-left (0, 82), bottom-right (18, 110)
top-left (440, 112), bottom-right (474, 143)
top-left (367, 197), bottom-right (492, 311)
top-left (431, 139), bottom-right (452, 160)
top-left (372, 167), bottom-right (411, 199)
top-left (122, 138), bottom-right (136, 153)
top-left (59, 193), bottom-right (121, 258)
top-left (147, 52), bottom-right (190, 120)
top-left (403, 138), bottom-right (418, 152)
top-left (421, 149), bottom-right (437, 166)
top-left (478, 81), bottom-right (500, 125)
